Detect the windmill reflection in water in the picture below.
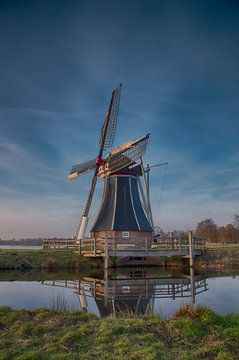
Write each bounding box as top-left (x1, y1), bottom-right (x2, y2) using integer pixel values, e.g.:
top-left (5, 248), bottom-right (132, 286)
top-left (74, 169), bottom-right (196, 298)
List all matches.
top-left (42, 268), bottom-right (208, 317)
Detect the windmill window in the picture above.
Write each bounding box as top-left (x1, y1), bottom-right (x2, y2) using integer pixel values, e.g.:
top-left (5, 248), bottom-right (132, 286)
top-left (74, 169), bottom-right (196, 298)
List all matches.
top-left (122, 231), bottom-right (129, 238)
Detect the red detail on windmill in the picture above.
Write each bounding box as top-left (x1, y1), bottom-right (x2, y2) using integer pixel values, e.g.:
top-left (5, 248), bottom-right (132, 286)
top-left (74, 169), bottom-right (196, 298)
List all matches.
top-left (95, 156), bottom-right (104, 166)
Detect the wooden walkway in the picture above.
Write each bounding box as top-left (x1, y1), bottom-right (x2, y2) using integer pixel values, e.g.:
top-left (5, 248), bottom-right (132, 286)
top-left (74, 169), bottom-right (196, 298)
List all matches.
top-left (80, 234), bottom-right (204, 256)
top-left (43, 232), bottom-right (205, 268)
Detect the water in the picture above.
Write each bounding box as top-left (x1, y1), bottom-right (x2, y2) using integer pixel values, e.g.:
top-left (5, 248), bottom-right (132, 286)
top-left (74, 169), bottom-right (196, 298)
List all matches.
top-left (0, 268), bottom-right (239, 318)
top-left (0, 245), bottom-right (42, 250)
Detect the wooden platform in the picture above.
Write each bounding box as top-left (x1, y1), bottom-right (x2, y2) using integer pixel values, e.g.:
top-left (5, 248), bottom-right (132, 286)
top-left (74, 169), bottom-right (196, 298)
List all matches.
top-left (42, 233), bottom-right (205, 268)
top-left (79, 234), bottom-right (205, 267)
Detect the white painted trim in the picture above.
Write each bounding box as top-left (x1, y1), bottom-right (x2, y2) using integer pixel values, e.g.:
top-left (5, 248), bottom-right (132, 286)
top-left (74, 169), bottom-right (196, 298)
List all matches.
top-left (111, 176), bottom-right (118, 230)
top-left (129, 177), bottom-right (141, 230)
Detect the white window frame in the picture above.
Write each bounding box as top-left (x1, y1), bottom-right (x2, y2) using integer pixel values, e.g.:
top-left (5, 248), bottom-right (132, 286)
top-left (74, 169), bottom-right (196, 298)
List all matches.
top-left (122, 231), bottom-right (129, 238)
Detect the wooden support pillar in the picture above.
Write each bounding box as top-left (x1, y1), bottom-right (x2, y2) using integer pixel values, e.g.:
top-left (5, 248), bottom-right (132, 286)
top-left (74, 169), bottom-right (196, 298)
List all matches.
top-left (189, 230), bottom-right (194, 267)
top-left (94, 238), bottom-right (97, 257)
top-left (104, 268), bottom-right (108, 307)
top-left (145, 237), bottom-right (148, 256)
top-left (114, 238), bottom-right (116, 256)
top-left (190, 266), bottom-right (196, 304)
top-left (104, 235), bottom-right (109, 269)
top-left (172, 284), bottom-right (175, 300)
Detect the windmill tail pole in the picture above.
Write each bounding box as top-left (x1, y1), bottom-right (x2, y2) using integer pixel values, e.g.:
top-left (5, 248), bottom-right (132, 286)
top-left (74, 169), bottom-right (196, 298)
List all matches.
top-left (75, 110), bottom-right (110, 241)
top-left (77, 216), bottom-right (89, 240)
top-left (76, 163), bottom-right (100, 240)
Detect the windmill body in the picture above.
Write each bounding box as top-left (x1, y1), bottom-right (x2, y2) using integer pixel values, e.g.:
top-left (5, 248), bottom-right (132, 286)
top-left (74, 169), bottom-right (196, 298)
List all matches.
top-left (91, 164), bottom-right (153, 241)
top-left (68, 86), bottom-right (153, 243)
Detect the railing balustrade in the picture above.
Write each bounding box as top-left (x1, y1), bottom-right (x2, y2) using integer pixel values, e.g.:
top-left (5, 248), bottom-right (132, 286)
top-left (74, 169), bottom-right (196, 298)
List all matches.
top-left (43, 235), bottom-right (205, 256)
top-left (79, 235), bottom-right (205, 255)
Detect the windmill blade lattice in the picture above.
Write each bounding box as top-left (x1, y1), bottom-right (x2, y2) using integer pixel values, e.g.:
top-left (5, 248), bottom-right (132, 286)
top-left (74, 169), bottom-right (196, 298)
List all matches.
top-left (107, 134), bottom-right (150, 174)
top-left (68, 158), bottom-right (96, 180)
top-left (99, 85), bottom-right (121, 149)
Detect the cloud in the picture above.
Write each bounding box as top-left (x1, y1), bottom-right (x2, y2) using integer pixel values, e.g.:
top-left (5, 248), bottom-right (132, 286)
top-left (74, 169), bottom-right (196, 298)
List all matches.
top-left (0, 0), bottom-right (239, 238)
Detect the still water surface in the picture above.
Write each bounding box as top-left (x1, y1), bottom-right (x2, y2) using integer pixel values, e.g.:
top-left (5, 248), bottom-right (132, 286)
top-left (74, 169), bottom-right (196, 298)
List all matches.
top-left (0, 245), bottom-right (42, 250)
top-left (0, 268), bottom-right (239, 318)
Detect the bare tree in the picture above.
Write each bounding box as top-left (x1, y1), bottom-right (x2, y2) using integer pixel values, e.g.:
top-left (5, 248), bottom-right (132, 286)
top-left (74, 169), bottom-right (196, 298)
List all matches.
top-left (233, 214), bottom-right (239, 229)
top-left (196, 218), bottom-right (218, 243)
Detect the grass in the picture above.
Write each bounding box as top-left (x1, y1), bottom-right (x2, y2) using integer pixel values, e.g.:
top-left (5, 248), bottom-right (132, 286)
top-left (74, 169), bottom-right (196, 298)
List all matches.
top-left (0, 305), bottom-right (239, 359)
top-left (1, 246), bottom-right (239, 272)
top-left (0, 249), bottom-right (102, 271)
top-left (195, 247), bottom-right (239, 270)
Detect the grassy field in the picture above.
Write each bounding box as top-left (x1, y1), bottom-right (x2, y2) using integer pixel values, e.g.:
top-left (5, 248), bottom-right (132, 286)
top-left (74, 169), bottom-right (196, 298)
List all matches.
top-left (0, 305), bottom-right (238, 359)
top-left (0, 249), bottom-right (102, 271)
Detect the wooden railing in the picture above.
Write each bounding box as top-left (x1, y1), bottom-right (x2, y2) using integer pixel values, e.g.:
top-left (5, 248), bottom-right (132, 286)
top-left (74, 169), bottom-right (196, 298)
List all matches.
top-left (42, 276), bottom-right (208, 301)
top-left (79, 235), bottom-right (205, 256)
top-left (43, 235), bottom-right (205, 256)
top-left (43, 239), bottom-right (77, 249)
top-left (152, 237), bottom-right (205, 250)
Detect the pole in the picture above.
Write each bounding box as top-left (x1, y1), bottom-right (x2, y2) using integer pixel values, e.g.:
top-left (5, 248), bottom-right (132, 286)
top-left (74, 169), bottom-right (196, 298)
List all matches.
top-left (104, 234), bottom-right (109, 269)
top-left (94, 237), bottom-right (97, 257)
top-left (189, 231), bottom-right (194, 267)
top-left (146, 164), bottom-right (154, 228)
top-left (190, 266), bottom-right (196, 304)
top-left (142, 162), bottom-right (153, 228)
top-left (104, 268), bottom-right (109, 307)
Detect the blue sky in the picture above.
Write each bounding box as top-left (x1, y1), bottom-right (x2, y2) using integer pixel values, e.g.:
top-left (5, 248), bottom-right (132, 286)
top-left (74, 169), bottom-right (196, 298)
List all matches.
top-left (0, 0), bottom-right (239, 239)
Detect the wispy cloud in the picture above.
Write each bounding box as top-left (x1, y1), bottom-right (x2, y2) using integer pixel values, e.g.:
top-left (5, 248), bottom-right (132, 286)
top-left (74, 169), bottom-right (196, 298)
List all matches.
top-left (0, 0), bottom-right (239, 238)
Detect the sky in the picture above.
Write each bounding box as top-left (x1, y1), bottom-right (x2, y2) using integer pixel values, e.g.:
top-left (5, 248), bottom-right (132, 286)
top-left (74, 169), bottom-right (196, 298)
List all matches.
top-left (0, 0), bottom-right (239, 239)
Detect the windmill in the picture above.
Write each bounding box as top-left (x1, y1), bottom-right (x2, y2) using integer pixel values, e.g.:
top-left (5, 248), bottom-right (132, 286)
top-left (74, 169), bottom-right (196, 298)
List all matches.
top-left (68, 85), bottom-right (153, 242)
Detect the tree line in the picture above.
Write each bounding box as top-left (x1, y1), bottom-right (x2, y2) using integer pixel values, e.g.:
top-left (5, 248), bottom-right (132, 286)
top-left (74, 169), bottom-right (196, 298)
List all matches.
top-left (195, 214), bottom-right (239, 243)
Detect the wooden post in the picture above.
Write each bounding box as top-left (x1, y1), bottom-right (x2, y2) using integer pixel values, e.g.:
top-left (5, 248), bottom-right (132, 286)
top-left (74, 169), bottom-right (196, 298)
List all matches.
top-left (188, 231), bottom-right (194, 267)
top-left (94, 238), bottom-right (97, 257)
top-left (104, 235), bottom-right (109, 269)
top-left (145, 237), bottom-right (148, 256)
top-left (104, 268), bottom-right (108, 307)
top-left (172, 284), bottom-right (175, 300)
top-left (170, 231), bottom-right (173, 248)
top-left (79, 239), bottom-right (82, 256)
top-left (190, 266), bottom-right (196, 304)
top-left (114, 237), bottom-right (116, 256)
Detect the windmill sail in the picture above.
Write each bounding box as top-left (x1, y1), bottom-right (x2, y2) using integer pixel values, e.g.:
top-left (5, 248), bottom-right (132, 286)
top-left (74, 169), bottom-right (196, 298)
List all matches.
top-left (99, 85), bottom-right (121, 149)
top-left (72, 86), bottom-right (122, 239)
top-left (106, 134), bottom-right (150, 175)
top-left (68, 158), bottom-right (96, 180)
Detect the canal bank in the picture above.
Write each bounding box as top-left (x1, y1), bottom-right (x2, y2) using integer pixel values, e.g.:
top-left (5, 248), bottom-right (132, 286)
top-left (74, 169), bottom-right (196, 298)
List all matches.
top-left (0, 305), bottom-right (238, 359)
top-left (0, 249), bottom-right (102, 271)
top-left (194, 247), bottom-right (239, 270)
top-left (0, 247), bottom-right (239, 271)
